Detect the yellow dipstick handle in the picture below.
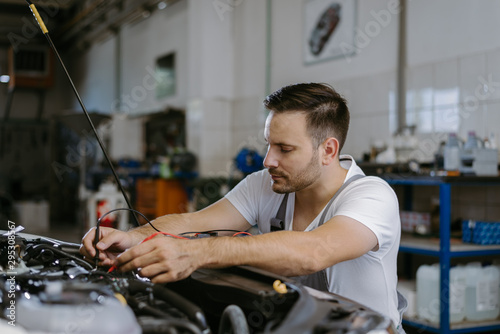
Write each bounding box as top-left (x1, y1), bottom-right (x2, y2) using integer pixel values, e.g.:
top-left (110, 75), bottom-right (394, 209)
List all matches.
top-left (273, 280), bottom-right (288, 294)
top-left (29, 4), bottom-right (48, 34)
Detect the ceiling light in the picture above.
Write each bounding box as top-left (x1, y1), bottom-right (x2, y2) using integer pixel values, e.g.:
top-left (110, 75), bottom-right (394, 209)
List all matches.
top-left (0, 75), bottom-right (10, 83)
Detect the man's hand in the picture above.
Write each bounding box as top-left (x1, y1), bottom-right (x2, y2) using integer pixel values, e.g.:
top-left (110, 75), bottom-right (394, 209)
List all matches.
top-left (80, 227), bottom-right (139, 266)
top-left (113, 235), bottom-right (202, 283)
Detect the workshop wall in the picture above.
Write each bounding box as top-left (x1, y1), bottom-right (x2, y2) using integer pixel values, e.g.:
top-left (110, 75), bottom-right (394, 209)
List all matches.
top-left (120, 0), bottom-right (189, 113)
top-left (69, 0), bottom-right (188, 114)
top-left (68, 37), bottom-right (116, 113)
top-left (270, 0), bottom-right (500, 160)
top-left (63, 0), bottom-right (500, 176)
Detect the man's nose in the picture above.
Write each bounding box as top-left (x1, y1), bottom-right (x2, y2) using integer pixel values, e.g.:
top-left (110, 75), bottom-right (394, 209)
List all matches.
top-left (263, 148), bottom-right (278, 169)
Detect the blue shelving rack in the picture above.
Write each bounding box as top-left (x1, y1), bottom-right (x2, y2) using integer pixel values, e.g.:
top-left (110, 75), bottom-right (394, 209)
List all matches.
top-left (384, 175), bottom-right (500, 334)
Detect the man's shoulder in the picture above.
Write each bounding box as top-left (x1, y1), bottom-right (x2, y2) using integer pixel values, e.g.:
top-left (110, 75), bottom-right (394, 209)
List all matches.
top-left (227, 169), bottom-right (273, 197)
top-left (248, 169), bottom-right (270, 180)
top-left (348, 175), bottom-right (395, 196)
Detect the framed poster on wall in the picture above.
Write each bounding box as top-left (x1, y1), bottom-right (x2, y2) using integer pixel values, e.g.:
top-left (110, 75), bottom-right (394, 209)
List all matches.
top-left (303, 0), bottom-right (357, 65)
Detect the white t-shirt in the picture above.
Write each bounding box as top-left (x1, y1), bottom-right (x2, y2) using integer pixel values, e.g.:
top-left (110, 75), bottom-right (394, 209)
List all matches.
top-left (225, 155), bottom-right (402, 327)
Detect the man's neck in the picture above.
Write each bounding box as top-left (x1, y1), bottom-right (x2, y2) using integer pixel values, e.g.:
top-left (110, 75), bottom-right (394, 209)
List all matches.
top-left (292, 163), bottom-right (348, 230)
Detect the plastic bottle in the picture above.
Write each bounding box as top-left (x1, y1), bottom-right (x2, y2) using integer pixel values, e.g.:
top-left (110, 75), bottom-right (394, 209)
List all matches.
top-left (416, 264), bottom-right (440, 323)
top-left (493, 260), bottom-right (500, 307)
top-left (416, 264), bottom-right (467, 324)
top-left (465, 262), bottom-right (500, 321)
top-left (443, 133), bottom-right (461, 171)
top-left (158, 156), bottom-right (172, 179)
top-left (489, 132), bottom-right (498, 149)
top-left (449, 265), bottom-right (466, 323)
top-left (463, 131), bottom-right (482, 150)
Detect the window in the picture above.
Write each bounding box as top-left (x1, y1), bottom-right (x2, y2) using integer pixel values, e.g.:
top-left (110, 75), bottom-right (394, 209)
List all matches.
top-left (155, 52), bottom-right (176, 99)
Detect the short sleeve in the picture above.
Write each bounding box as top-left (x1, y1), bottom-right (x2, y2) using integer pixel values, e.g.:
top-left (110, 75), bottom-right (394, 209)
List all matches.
top-left (331, 177), bottom-right (401, 255)
top-left (225, 170), bottom-right (268, 226)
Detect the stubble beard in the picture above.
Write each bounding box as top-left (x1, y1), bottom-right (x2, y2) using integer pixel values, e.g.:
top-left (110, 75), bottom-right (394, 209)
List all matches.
top-left (269, 150), bottom-right (321, 194)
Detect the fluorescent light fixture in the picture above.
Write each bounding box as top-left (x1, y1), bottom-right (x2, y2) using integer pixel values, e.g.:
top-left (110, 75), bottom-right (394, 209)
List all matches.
top-left (0, 75), bottom-right (10, 83)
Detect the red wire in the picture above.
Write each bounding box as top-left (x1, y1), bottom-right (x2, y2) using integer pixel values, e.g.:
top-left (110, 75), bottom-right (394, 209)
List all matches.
top-left (107, 232), bottom-right (189, 272)
top-left (141, 231), bottom-right (189, 243)
top-left (107, 231), bottom-right (251, 273)
top-left (232, 231), bottom-right (252, 237)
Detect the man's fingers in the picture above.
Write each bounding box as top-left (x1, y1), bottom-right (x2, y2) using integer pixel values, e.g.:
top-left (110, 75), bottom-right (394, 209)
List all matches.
top-left (136, 262), bottom-right (169, 279)
top-left (115, 242), bottom-right (160, 272)
top-left (80, 227), bottom-right (131, 266)
top-left (80, 227), bottom-right (98, 257)
top-left (79, 244), bottom-right (93, 259)
top-left (95, 232), bottom-right (119, 251)
top-left (150, 271), bottom-right (178, 284)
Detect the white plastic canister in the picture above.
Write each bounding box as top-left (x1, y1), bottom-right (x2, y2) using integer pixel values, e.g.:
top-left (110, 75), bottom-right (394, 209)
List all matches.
top-left (449, 265), bottom-right (466, 323)
top-left (465, 263), bottom-right (500, 321)
top-left (416, 264), bottom-right (440, 323)
top-left (416, 264), bottom-right (466, 324)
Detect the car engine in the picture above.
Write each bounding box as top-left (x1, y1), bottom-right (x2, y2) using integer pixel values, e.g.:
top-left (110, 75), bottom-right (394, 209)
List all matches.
top-left (0, 229), bottom-right (396, 334)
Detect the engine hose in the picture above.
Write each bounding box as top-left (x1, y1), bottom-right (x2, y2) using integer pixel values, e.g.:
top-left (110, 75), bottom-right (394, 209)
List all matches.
top-left (127, 280), bottom-right (209, 333)
top-left (218, 304), bottom-right (249, 334)
top-left (24, 244), bottom-right (93, 270)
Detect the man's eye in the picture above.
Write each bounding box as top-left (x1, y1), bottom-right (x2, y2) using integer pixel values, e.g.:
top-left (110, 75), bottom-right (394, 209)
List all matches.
top-left (280, 148), bottom-right (292, 153)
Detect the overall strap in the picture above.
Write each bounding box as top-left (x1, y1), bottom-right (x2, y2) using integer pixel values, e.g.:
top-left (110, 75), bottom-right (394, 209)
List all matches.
top-left (270, 174), bottom-right (365, 232)
top-left (270, 193), bottom-right (289, 231)
top-left (290, 173), bottom-right (366, 292)
top-left (317, 174), bottom-right (365, 226)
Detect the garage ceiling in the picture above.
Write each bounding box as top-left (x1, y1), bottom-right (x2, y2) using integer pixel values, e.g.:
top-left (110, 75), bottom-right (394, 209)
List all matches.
top-left (0, 0), bottom-right (77, 48)
top-left (0, 0), bottom-right (180, 50)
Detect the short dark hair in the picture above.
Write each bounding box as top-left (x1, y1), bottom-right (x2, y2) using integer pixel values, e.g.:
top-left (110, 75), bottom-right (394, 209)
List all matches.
top-left (263, 83), bottom-right (350, 153)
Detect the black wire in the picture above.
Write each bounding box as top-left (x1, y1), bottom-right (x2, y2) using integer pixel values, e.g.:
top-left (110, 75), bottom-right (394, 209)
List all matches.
top-left (27, 243), bottom-right (94, 271)
top-left (179, 229), bottom-right (245, 236)
top-left (96, 208), bottom-right (158, 231)
top-left (93, 208), bottom-right (161, 268)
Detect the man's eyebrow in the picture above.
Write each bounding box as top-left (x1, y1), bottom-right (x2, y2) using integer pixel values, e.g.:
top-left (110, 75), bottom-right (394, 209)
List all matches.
top-left (268, 141), bottom-right (297, 148)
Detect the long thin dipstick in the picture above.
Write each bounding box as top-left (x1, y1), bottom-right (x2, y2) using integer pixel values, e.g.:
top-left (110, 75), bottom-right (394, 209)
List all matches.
top-left (93, 225), bottom-right (100, 268)
top-left (26, 0), bottom-right (141, 228)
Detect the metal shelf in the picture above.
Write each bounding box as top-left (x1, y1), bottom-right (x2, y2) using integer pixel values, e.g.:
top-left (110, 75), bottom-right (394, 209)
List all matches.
top-left (384, 175), bottom-right (500, 334)
top-left (403, 317), bottom-right (500, 334)
top-left (400, 235), bottom-right (500, 257)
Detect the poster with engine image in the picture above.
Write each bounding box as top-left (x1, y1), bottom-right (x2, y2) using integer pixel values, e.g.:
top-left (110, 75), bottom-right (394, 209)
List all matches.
top-left (303, 0), bottom-right (357, 64)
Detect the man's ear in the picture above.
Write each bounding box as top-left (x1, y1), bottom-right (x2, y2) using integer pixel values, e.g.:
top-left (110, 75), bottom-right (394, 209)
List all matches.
top-left (321, 137), bottom-right (339, 165)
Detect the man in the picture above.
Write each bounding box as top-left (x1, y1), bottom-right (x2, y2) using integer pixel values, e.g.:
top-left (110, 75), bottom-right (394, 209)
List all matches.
top-left (81, 83), bottom-right (404, 331)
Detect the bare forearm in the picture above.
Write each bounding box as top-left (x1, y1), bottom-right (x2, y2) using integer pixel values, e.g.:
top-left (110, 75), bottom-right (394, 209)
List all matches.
top-left (198, 231), bottom-right (331, 277)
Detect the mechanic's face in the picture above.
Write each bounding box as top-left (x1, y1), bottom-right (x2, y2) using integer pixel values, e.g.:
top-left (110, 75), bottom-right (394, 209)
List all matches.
top-left (263, 111), bottom-right (322, 194)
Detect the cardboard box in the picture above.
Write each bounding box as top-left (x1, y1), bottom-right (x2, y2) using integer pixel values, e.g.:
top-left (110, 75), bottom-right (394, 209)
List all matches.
top-left (462, 220), bottom-right (500, 245)
top-left (400, 211), bottom-right (431, 233)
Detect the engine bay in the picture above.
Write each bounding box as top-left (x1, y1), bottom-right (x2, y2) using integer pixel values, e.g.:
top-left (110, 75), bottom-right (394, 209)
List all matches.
top-left (0, 228), bottom-right (395, 334)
